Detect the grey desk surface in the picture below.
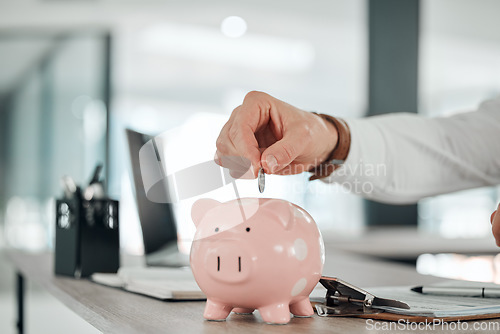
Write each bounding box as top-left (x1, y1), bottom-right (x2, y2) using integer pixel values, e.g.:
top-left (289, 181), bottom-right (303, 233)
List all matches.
top-left (6, 246), bottom-right (500, 334)
top-left (326, 227), bottom-right (500, 260)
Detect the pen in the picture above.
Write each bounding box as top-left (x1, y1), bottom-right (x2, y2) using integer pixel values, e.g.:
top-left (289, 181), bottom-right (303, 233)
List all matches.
top-left (84, 164), bottom-right (105, 201)
top-left (61, 175), bottom-right (78, 199)
top-left (411, 286), bottom-right (500, 298)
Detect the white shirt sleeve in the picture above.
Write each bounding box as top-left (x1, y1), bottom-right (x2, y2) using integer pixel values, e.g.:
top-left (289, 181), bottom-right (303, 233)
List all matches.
top-left (323, 97), bottom-right (500, 204)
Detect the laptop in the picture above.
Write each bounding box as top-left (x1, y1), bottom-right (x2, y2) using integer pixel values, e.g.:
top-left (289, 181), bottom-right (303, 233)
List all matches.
top-left (126, 128), bottom-right (189, 267)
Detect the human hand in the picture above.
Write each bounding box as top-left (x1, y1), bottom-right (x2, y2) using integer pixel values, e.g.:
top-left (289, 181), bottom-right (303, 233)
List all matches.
top-left (215, 91), bottom-right (338, 178)
top-left (491, 203), bottom-right (500, 246)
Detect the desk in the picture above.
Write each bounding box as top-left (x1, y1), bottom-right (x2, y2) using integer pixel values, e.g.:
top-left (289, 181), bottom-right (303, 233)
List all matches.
top-left (328, 227), bottom-right (500, 261)
top-left (6, 247), bottom-right (500, 334)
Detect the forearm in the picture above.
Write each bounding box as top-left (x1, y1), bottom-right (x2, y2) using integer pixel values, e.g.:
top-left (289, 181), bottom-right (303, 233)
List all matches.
top-left (323, 97), bottom-right (500, 204)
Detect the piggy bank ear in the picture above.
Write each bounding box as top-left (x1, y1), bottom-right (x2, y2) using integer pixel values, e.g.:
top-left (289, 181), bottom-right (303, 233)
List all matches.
top-left (261, 199), bottom-right (294, 230)
top-left (192, 199), bottom-right (220, 228)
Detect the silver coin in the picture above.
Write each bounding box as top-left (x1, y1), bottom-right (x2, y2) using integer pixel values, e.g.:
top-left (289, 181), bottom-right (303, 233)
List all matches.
top-left (258, 167), bottom-right (265, 193)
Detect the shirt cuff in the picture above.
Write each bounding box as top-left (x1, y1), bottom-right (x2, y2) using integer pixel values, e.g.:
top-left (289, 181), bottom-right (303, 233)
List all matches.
top-left (319, 117), bottom-right (388, 187)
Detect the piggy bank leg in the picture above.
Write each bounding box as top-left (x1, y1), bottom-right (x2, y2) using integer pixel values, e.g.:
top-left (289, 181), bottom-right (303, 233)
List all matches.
top-left (258, 303), bottom-right (291, 324)
top-left (289, 297), bottom-right (314, 317)
top-left (232, 308), bottom-right (255, 315)
top-left (204, 299), bottom-right (233, 321)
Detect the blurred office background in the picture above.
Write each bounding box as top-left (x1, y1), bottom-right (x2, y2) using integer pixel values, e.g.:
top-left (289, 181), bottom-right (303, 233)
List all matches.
top-left (1, 0), bottom-right (500, 333)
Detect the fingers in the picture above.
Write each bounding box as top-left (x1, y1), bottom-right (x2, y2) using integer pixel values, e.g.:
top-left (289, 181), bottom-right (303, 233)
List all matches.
top-left (261, 131), bottom-right (309, 174)
top-left (215, 91), bottom-right (333, 177)
top-left (259, 109), bottom-right (337, 175)
top-left (218, 155), bottom-right (255, 179)
top-left (491, 209), bottom-right (500, 247)
top-left (215, 127), bottom-right (260, 178)
top-left (215, 91), bottom-right (272, 178)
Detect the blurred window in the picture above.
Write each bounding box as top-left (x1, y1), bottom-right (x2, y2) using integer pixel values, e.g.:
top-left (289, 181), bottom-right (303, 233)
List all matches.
top-left (109, 0), bottom-right (368, 252)
top-left (0, 33), bottom-right (109, 250)
top-left (418, 0), bottom-right (500, 238)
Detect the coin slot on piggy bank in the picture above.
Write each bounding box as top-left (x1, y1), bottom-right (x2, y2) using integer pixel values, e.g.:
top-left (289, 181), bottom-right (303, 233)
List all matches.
top-left (190, 198), bottom-right (325, 325)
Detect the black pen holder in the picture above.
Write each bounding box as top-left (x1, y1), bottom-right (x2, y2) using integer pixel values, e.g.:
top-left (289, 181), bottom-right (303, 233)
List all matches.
top-left (54, 195), bottom-right (120, 277)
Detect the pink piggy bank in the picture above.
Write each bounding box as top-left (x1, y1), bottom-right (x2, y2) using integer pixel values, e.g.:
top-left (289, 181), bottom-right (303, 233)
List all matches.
top-left (190, 198), bottom-right (325, 324)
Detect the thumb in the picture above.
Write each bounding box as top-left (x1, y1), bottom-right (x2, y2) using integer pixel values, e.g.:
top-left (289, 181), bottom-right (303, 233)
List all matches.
top-left (261, 135), bottom-right (307, 174)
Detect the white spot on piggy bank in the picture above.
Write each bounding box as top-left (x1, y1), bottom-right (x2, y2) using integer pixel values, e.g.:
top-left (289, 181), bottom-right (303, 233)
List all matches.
top-left (190, 198), bottom-right (324, 325)
top-left (293, 238), bottom-right (308, 261)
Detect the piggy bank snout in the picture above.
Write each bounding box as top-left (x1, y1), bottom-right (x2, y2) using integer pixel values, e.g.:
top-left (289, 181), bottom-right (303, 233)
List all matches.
top-left (205, 242), bottom-right (252, 283)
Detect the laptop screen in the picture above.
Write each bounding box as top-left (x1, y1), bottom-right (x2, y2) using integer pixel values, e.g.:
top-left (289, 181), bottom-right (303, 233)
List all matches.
top-left (125, 128), bottom-right (178, 255)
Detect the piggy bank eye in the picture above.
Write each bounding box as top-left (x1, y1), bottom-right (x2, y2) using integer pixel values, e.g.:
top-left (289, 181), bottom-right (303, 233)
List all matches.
top-left (246, 227), bottom-right (251, 232)
top-left (215, 227), bottom-right (219, 232)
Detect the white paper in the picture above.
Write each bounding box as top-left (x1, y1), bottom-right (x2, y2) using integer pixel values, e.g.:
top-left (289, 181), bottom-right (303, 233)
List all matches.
top-left (369, 285), bottom-right (500, 317)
